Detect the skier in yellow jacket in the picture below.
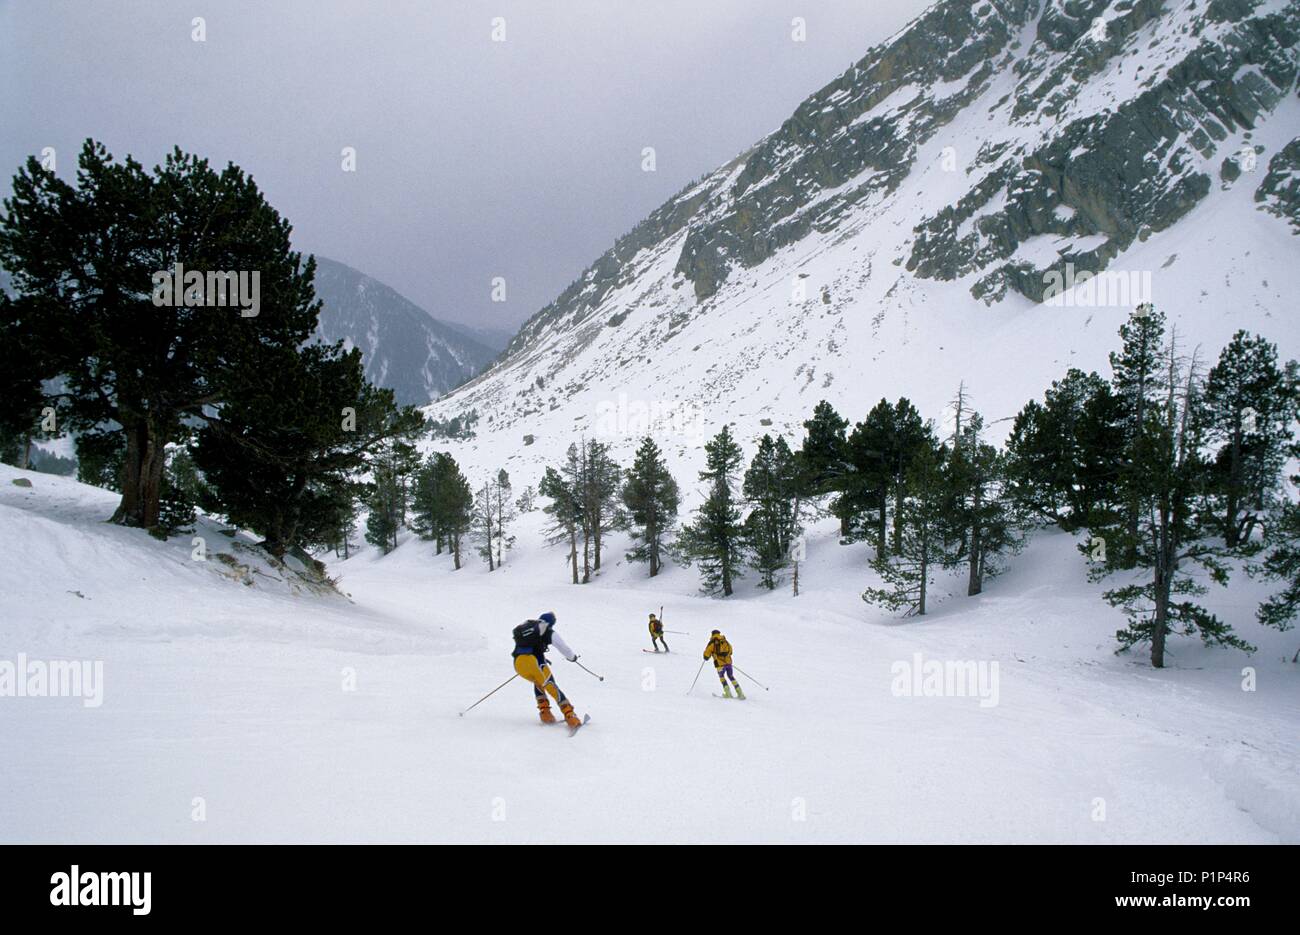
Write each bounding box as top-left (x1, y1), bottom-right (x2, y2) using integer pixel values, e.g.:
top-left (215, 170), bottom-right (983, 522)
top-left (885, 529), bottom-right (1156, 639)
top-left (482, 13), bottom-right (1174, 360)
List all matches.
top-left (648, 612), bottom-right (669, 653)
top-left (703, 630), bottom-right (745, 699)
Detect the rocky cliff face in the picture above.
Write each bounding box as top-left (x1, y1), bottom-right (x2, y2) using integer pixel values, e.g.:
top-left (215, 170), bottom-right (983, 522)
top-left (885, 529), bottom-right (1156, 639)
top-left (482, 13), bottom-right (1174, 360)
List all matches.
top-left (502, 0), bottom-right (1296, 359)
top-left (1257, 135), bottom-right (1300, 226)
top-left (311, 257), bottom-right (496, 406)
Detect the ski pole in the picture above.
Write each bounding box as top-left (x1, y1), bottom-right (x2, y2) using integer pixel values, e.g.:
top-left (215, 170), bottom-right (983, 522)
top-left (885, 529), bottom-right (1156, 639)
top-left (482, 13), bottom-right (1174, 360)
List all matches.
top-left (574, 659), bottom-right (605, 682)
top-left (458, 674), bottom-right (519, 716)
top-left (687, 659), bottom-right (706, 695)
top-left (734, 665), bottom-right (770, 691)
top-left (663, 629), bottom-right (690, 635)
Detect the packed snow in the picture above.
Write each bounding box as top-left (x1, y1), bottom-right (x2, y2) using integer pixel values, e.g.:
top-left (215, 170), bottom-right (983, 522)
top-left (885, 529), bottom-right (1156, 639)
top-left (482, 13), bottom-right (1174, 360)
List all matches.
top-left (2, 464), bottom-right (1296, 843)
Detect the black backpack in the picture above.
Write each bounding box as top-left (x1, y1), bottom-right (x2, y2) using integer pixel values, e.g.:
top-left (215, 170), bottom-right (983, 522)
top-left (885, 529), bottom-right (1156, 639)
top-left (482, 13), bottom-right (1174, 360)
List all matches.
top-left (512, 620), bottom-right (540, 644)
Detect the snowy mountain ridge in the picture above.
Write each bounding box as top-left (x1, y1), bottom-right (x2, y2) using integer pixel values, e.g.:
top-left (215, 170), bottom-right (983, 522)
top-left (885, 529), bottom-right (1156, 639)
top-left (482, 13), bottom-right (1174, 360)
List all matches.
top-left (312, 256), bottom-right (497, 406)
top-left (423, 0), bottom-right (1300, 488)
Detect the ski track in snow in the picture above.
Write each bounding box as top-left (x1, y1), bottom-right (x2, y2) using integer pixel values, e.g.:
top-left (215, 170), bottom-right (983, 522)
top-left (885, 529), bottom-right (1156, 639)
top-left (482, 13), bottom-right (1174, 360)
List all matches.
top-left (1, 465), bottom-right (1296, 843)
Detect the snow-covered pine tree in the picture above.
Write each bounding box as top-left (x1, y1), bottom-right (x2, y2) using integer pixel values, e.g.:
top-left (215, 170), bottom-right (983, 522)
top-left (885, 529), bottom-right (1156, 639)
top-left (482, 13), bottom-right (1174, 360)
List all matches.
top-left (675, 425), bottom-right (745, 596)
top-left (621, 435), bottom-right (679, 577)
top-left (742, 434), bottom-right (800, 589)
top-left (862, 429), bottom-right (946, 616)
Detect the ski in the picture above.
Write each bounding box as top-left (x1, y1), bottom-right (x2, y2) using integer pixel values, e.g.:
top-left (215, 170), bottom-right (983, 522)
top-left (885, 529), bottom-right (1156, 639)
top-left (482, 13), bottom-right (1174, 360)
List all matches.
top-left (712, 693), bottom-right (745, 700)
top-left (641, 649), bottom-right (670, 654)
top-left (569, 714), bottom-right (590, 736)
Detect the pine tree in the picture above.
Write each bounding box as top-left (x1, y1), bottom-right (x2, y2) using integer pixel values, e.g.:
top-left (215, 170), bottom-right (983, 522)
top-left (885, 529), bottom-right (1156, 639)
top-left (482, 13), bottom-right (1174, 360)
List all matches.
top-left (540, 459), bottom-right (582, 584)
top-left (1250, 360), bottom-right (1300, 646)
top-left (441, 460), bottom-right (475, 570)
top-left (330, 497), bottom-right (360, 559)
top-left (580, 438), bottom-right (621, 576)
top-left (0, 141), bottom-right (320, 531)
top-left (412, 451), bottom-right (464, 553)
top-left (365, 479), bottom-right (400, 554)
top-left (1255, 498), bottom-right (1300, 652)
top-left (676, 426), bottom-right (745, 596)
top-left (742, 434), bottom-right (800, 589)
top-left (74, 428), bottom-right (125, 492)
top-left (391, 440), bottom-right (421, 528)
top-left (1203, 331), bottom-right (1290, 548)
top-left (195, 343), bottom-right (422, 557)
top-left (621, 436), bottom-right (679, 577)
top-left (155, 443), bottom-right (205, 538)
top-left (410, 455), bottom-right (447, 546)
top-left (943, 410), bottom-right (1024, 596)
top-left (798, 401), bottom-right (852, 534)
top-left (1089, 335), bottom-right (1253, 667)
top-left (843, 400), bottom-right (894, 556)
top-left (492, 468), bottom-right (517, 567)
top-left (0, 291), bottom-right (59, 469)
top-left (1110, 304), bottom-right (1168, 562)
top-left (1005, 369), bottom-right (1124, 530)
top-left (365, 441), bottom-right (408, 555)
top-left (412, 452), bottom-right (474, 568)
top-left (863, 431), bottom-right (947, 616)
top-left (848, 398), bottom-right (932, 558)
top-left (473, 481), bottom-right (497, 571)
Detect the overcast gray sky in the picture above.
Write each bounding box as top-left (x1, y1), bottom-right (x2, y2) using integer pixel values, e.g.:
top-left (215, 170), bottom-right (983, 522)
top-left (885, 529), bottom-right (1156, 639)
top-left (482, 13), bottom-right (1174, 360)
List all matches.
top-left (1, 0), bottom-right (932, 331)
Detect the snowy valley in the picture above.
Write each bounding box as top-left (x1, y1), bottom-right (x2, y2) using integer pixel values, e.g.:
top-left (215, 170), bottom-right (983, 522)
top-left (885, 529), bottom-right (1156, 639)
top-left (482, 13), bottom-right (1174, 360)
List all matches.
top-left (1, 463), bottom-right (1297, 843)
top-left (2, 0), bottom-right (1299, 851)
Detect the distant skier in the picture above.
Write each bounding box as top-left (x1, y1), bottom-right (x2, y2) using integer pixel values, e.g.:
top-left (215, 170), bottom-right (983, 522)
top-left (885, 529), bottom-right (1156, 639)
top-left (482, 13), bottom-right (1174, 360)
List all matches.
top-left (648, 612), bottom-right (669, 653)
top-left (703, 630), bottom-right (744, 699)
top-left (512, 612), bottom-right (583, 728)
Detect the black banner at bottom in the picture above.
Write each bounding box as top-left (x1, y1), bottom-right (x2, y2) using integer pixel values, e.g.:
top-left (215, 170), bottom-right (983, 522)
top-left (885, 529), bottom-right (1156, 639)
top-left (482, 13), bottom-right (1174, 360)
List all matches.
top-left (0, 844), bottom-right (1283, 921)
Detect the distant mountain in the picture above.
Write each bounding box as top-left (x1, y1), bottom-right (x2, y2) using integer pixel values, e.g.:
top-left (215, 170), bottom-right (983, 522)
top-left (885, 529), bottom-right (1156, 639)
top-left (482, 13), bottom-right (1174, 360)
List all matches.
top-left (3, 256), bottom-right (497, 406)
top-left (310, 256), bottom-right (497, 405)
top-left (444, 322), bottom-right (515, 355)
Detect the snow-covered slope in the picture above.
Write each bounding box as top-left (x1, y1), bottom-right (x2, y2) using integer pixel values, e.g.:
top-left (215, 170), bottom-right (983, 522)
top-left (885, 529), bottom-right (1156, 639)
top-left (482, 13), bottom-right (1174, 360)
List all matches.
top-left (2, 464), bottom-right (1297, 842)
top-left (424, 0), bottom-right (1300, 486)
top-left (312, 256), bottom-right (496, 406)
